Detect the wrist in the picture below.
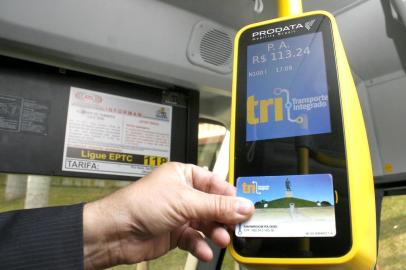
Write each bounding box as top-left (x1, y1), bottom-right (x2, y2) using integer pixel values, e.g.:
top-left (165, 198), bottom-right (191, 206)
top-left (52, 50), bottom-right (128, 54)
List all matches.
top-left (84, 200), bottom-right (135, 269)
top-left (83, 196), bottom-right (146, 269)
top-left (83, 201), bottom-right (111, 270)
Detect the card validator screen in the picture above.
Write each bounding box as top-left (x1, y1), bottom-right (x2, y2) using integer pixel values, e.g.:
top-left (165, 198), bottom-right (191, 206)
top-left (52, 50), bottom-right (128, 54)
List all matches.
top-left (246, 32), bottom-right (331, 141)
top-left (236, 174), bottom-right (336, 237)
top-left (232, 15), bottom-right (352, 258)
top-left (241, 30), bottom-right (336, 238)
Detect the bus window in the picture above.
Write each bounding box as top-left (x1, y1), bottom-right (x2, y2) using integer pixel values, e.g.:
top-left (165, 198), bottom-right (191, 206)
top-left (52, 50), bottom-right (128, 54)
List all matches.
top-left (108, 119), bottom-right (227, 270)
top-left (0, 174), bottom-right (129, 212)
top-left (198, 120), bottom-right (227, 170)
top-left (220, 250), bottom-right (239, 270)
top-left (0, 119), bottom-right (226, 270)
top-left (377, 194), bottom-right (406, 270)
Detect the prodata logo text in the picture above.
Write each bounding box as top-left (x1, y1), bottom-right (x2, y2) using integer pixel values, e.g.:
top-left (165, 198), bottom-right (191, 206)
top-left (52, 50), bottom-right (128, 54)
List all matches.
top-left (252, 24), bottom-right (303, 39)
top-left (251, 19), bottom-right (317, 40)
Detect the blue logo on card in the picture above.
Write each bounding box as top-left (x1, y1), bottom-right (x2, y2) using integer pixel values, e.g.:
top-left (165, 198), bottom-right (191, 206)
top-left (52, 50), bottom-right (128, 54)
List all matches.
top-left (236, 174), bottom-right (334, 206)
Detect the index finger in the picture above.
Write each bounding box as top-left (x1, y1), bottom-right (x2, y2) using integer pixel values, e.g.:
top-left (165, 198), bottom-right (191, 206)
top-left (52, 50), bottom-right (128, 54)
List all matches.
top-left (184, 164), bottom-right (236, 196)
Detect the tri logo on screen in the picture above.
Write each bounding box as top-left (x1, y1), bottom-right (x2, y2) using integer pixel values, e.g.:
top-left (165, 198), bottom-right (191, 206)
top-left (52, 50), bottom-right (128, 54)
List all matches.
top-left (246, 87), bottom-right (331, 141)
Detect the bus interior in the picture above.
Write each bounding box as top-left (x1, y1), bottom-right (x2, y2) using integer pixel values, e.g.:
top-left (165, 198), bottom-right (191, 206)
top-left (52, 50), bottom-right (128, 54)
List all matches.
top-left (0, 0), bottom-right (405, 269)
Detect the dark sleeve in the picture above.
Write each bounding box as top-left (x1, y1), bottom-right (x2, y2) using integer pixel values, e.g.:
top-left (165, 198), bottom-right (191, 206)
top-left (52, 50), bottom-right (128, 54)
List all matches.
top-left (0, 204), bottom-right (84, 270)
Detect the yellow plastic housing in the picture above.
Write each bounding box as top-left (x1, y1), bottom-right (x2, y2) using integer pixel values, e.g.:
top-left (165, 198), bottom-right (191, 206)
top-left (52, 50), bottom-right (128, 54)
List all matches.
top-left (228, 10), bottom-right (376, 270)
top-left (277, 0), bottom-right (303, 17)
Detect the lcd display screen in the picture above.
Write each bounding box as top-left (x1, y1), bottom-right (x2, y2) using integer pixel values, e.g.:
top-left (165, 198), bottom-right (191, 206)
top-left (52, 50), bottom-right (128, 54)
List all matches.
top-left (246, 32), bottom-right (331, 141)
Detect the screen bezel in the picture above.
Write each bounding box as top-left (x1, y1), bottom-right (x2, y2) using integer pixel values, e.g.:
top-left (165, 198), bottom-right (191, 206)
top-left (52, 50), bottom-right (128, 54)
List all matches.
top-left (232, 14), bottom-right (352, 258)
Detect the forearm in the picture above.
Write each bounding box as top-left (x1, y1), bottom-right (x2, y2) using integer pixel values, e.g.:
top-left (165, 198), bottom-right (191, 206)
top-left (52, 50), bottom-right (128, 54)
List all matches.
top-left (0, 204), bottom-right (84, 270)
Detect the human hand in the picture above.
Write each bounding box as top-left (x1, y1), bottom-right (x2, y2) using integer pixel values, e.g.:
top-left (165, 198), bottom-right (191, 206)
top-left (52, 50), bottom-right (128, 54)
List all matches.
top-left (83, 162), bottom-right (254, 269)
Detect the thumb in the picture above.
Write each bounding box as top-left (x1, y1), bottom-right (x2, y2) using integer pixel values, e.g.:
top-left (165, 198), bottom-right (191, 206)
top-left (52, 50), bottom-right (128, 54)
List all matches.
top-left (183, 190), bottom-right (255, 224)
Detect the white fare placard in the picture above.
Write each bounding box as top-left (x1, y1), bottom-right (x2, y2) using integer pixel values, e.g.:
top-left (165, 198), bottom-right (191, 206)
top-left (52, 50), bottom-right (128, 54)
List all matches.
top-left (62, 87), bottom-right (172, 177)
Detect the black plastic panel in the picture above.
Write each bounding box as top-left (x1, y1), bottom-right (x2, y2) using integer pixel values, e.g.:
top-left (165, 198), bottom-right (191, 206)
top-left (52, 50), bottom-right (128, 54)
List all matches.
top-left (0, 56), bottom-right (198, 180)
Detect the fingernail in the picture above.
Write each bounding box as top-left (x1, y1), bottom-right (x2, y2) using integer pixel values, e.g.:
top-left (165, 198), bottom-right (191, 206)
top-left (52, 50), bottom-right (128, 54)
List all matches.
top-left (235, 198), bottom-right (254, 215)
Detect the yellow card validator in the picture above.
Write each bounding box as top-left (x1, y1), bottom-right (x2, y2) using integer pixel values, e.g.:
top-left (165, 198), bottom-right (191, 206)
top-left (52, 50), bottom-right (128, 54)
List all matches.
top-left (235, 174), bottom-right (336, 237)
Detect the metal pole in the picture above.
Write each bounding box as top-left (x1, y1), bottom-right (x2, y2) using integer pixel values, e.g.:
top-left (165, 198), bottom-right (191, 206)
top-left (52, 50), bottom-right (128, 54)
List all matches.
top-left (5, 174), bottom-right (27, 201)
top-left (298, 147), bottom-right (309, 174)
top-left (24, 175), bottom-right (51, 209)
top-left (277, 0), bottom-right (303, 17)
top-left (277, 0), bottom-right (310, 255)
top-left (136, 262), bottom-right (148, 270)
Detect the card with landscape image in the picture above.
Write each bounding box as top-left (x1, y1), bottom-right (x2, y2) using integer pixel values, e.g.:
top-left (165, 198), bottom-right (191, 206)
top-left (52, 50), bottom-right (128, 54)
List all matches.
top-left (235, 174), bottom-right (336, 237)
